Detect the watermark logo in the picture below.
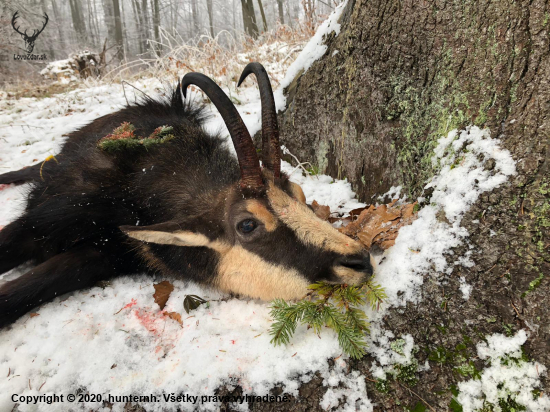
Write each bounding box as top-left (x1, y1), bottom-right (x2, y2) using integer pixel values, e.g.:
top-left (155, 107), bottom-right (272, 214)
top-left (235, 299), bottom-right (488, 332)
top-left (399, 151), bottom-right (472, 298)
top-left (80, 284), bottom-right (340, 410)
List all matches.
top-left (11, 11), bottom-right (49, 55)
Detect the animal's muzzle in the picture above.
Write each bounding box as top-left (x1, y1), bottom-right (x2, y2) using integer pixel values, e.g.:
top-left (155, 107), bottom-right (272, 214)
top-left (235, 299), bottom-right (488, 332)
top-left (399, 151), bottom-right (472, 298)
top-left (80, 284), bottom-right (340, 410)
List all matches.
top-left (334, 251), bottom-right (374, 276)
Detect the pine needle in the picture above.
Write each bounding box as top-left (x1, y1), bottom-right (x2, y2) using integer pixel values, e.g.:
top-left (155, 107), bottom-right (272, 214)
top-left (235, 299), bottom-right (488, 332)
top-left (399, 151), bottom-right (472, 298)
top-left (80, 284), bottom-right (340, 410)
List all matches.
top-left (268, 280), bottom-right (385, 359)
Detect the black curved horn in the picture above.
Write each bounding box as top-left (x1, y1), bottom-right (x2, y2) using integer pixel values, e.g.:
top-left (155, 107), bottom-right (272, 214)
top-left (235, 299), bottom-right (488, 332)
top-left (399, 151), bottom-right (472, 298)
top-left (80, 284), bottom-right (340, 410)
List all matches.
top-left (237, 62), bottom-right (281, 179)
top-left (182, 72), bottom-right (263, 189)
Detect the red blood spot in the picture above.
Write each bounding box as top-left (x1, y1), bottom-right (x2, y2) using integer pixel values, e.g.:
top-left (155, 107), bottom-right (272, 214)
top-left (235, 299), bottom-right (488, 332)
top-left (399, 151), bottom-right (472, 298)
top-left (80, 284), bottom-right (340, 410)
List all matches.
top-left (122, 299), bottom-right (137, 310)
top-left (231, 340), bottom-right (236, 345)
top-left (133, 308), bottom-right (163, 336)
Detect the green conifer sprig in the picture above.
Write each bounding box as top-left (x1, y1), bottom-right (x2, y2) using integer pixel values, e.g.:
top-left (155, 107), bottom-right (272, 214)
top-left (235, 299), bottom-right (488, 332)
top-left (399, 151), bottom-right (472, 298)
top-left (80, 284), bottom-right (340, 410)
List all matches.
top-left (97, 124), bottom-right (175, 153)
top-left (268, 280), bottom-right (386, 359)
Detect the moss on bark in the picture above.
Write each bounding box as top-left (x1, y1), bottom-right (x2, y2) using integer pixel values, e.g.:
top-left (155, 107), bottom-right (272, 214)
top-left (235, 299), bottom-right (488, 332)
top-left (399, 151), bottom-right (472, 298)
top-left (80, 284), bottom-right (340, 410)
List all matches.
top-left (274, 0), bottom-right (550, 410)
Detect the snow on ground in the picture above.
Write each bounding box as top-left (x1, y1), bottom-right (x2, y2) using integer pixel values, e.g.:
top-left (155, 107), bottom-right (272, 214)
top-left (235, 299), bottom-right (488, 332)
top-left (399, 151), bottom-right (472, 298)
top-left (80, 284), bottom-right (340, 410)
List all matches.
top-left (457, 330), bottom-right (550, 412)
top-left (0, 66), bottom-right (366, 412)
top-left (1, 3), bottom-right (547, 411)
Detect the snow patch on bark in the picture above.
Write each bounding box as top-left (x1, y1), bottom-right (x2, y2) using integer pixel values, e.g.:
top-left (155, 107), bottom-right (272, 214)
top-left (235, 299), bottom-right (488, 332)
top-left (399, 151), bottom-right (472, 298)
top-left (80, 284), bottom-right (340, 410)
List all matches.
top-left (365, 126), bottom-right (518, 380)
top-left (274, 0), bottom-right (347, 112)
top-left (374, 126), bottom-right (516, 307)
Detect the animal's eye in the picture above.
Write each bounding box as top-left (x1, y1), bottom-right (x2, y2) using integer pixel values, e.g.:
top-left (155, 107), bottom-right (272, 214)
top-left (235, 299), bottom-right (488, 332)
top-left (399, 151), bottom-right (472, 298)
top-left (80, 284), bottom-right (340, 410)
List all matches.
top-left (238, 219), bottom-right (257, 234)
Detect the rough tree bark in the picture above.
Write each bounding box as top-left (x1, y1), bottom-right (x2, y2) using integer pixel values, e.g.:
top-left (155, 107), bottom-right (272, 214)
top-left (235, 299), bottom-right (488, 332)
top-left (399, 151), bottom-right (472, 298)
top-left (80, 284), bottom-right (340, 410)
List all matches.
top-left (263, 0), bottom-right (549, 409)
top-left (241, 0), bottom-right (259, 38)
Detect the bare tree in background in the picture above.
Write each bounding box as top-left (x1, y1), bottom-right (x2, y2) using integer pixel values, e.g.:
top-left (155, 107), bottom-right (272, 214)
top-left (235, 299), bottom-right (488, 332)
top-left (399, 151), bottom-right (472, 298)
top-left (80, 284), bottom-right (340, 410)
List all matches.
top-left (49, 0), bottom-right (66, 54)
top-left (241, 0), bottom-right (258, 38)
top-left (302, 0), bottom-right (315, 28)
top-left (140, 0), bottom-right (150, 54)
top-left (257, 0), bottom-right (267, 32)
top-left (152, 0), bottom-right (161, 55)
top-left (112, 0), bottom-right (124, 60)
top-left (191, 0), bottom-right (200, 35)
top-left (130, 0), bottom-right (143, 54)
top-left (103, 0), bottom-right (116, 47)
top-left (86, 0), bottom-right (98, 46)
top-left (69, 0), bottom-right (88, 44)
top-left (1, 0), bottom-right (343, 82)
top-left (206, 0), bottom-right (214, 37)
top-left (277, 0), bottom-right (284, 24)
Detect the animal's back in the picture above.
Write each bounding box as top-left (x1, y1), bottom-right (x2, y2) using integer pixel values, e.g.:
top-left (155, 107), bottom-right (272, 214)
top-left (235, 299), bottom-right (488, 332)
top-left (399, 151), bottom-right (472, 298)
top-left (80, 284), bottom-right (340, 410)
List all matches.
top-left (16, 89), bottom-right (239, 269)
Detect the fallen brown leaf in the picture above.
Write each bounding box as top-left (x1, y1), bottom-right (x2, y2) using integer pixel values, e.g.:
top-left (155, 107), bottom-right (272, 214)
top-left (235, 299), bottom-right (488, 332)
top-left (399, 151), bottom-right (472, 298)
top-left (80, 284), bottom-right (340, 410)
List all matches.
top-left (339, 201), bottom-right (418, 250)
top-left (311, 200), bottom-right (331, 221)
top-left (153, 281), bottom-right (174, 310)
top-left (166, 312), bottom-right (183, 325)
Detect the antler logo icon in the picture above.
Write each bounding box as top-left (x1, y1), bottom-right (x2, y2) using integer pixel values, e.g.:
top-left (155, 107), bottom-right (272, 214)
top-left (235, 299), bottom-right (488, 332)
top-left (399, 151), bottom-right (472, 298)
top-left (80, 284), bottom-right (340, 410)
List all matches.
top-left (11, 11), bottom-right (49, 54)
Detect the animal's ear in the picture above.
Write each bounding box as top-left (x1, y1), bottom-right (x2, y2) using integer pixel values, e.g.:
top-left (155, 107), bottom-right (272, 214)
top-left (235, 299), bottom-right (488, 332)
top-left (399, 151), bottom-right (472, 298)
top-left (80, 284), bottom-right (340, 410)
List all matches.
top-left (119, 222), bottom-right (211, 247)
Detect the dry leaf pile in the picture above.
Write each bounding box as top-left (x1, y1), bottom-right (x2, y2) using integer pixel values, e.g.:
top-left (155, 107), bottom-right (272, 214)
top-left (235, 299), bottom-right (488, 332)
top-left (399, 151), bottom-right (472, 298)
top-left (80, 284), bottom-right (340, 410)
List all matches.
top-left (313, 199), bottom-right (419, 250)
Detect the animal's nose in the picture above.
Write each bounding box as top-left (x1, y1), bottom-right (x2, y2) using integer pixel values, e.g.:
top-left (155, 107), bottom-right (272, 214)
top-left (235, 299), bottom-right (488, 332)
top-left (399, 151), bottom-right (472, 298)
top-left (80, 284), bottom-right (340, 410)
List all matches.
top-left (335, 252), bottom-right (374, 275)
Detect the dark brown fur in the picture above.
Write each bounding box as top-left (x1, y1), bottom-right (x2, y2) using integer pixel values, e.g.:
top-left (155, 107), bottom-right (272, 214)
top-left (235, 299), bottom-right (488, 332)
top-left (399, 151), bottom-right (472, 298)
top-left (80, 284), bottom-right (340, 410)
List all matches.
top-left (0, 86), bottom-right (373, 328)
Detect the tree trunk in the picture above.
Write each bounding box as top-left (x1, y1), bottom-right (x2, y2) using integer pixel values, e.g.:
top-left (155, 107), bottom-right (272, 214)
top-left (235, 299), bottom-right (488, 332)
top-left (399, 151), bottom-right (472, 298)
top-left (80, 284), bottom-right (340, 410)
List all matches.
top-left (276, 0), bottom-right (284, 24)
top-left (140, 0), bottom-right (150, 54)
top-left (191, 0), bottom-right (200, 35)
top-left (68, 0), bottom-right (87, 44)
top-left (131, 0), bottom-right (143, 54)
top-left (92, 0), bottom-right (102, 49)
top-left (303, 0), bottom-right (315, 28)
top-left (152, 0), bottom-right (161, 55)
top-left (232, 0), bottom-right (236, 32)
top-left (241, 0), bottom-right (259, 38)
top-left (103, 0), bottom-right (116, 50)
top-left (86, 0), bottom-right (96, 48)
top-left (111, 0), bottom-right (124, 60)
top-left (257, 0), bottom-right (268, 32)
top-left (172, 0), bottom-right (178, 36)
top-left (120, 0), bottom-right (130, 57)
top-left (49, 0), bottom-right (65, 58)
top-left (206, 0), bottom-right (214, 38)
top-left (276, 0), bottom-right (550, 409)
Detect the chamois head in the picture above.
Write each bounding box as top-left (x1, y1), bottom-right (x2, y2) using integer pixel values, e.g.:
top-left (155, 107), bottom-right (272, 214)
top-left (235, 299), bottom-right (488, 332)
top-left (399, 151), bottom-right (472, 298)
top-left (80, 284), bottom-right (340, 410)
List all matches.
top-left (121, 63), bottom-right (374, 300)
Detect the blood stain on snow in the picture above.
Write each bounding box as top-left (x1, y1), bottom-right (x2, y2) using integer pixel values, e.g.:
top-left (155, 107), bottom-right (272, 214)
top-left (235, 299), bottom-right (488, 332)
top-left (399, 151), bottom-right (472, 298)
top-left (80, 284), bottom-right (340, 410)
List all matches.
top-left (133, 308), bottom-right (163, 336)
top-left (121, 298), bottom-right (137, 311)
